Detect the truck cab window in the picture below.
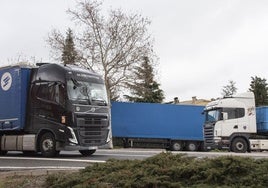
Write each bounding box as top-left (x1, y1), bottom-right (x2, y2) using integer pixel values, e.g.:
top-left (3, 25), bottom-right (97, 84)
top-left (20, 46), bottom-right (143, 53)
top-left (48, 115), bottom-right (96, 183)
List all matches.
top-left (36, 82), bottom-right (65, 105)
top-left (36, 83), bottom-right (52, 101)
top-left (222, 108), bottom-right (245, 120)
top-left (205, 109), bottom-right (221, 123)
top-left (236, 108), bottom-right (245, 118)
top-left (67, 80), bottom-right (108, 106)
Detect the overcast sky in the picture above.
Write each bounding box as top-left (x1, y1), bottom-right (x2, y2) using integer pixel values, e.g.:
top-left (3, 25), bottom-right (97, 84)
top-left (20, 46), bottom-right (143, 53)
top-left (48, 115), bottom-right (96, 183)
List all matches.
top-left (1, 0), bottom-right (268, 102)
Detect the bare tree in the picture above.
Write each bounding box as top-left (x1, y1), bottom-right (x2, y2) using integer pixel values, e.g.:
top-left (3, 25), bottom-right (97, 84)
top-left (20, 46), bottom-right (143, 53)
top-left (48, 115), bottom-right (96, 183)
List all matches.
top-left (7, 53), bottom-right (41, 66)
top-left (47, 0), bottom-right (156, 101)
top-left (47, 29), bottom-right (65, 62)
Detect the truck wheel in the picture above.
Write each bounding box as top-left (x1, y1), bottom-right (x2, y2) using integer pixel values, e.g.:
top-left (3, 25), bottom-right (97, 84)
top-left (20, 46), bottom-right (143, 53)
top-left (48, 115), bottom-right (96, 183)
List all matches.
top-left (231, 137), bottom-right (248, 153)
top-left (79, 149), bottom-right (96, 156)
top-left (172, 142), bottom-right (183, 151)
top-left (40, 132), bottom-right (59, 157)
top-left (186, 142), bottom-right (198, 151)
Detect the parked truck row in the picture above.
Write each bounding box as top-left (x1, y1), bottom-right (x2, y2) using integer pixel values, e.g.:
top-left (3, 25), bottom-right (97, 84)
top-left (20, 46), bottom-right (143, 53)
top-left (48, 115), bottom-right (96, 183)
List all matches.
top-left (1, 63), bottom-right (268, 156)
top-left (0, 63), bottom-right (111, 157)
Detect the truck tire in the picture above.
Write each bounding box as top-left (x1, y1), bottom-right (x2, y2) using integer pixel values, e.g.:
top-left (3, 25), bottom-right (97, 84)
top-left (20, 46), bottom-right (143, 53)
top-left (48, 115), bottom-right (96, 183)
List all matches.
top-left (79, 149), bottom-right (96, 156)
top-left (172, 142), bottom-right (183, 151)
top-left (40, 132), bottom-right (59, 157)
top-left (231, 137), bottom-right (248, 153)
top-left (186, 142), bottom-right (198, 151)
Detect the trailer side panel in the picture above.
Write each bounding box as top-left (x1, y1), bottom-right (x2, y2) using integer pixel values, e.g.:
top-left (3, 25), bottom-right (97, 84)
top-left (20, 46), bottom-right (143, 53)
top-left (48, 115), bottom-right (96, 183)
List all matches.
top-left (0, 67), bottom-right (31, 131)
top-left (111, 102), bottom-right (204, 141)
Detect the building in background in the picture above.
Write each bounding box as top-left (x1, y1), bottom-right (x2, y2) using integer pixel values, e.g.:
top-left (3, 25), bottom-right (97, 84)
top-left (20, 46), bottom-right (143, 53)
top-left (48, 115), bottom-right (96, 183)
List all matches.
top-left (166, 96), bottom-right (211, 106)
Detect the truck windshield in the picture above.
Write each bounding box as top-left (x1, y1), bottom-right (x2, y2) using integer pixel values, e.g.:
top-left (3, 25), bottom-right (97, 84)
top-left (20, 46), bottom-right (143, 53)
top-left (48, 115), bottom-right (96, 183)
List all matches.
top-left (205, 109), bottom-right (221, 123)
top-left (67, 80), bottom-right (108, 106)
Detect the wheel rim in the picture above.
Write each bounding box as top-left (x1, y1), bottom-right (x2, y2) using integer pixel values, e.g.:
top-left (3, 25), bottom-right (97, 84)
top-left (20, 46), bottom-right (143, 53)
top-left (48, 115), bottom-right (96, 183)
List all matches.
top-left (236, 142), bottom-right (244, 151)
top-left (188, 143), bottom-right (197, 151)
top-left (42, 138), bottom-right (53, 151)
top-left (173, 143), bottom-right (182, 151)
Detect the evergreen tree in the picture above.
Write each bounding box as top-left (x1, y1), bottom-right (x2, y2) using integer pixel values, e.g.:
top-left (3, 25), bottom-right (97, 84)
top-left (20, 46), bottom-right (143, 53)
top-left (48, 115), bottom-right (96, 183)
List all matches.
top-left (61, 28), bottom-right (78, 65)
top-left (125, 57), bottom-right (164, 103)
top-left (249, 76), bottom-right (268, 106)
top-left (221, 80), bottom-right (237, 97)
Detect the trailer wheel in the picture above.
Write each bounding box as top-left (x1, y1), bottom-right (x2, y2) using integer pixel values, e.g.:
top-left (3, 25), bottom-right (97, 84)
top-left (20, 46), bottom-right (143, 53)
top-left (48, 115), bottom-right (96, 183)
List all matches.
top-left (40, 132), bottom-right (59, 157)
top-left (186, 142), bottom-right (198, 151)
top-left (172, 142), bottom-right (183, 151)
top-left (79, 149), bottom-right (96, 156)
top-left (231, 137), bottom-right (248, 153)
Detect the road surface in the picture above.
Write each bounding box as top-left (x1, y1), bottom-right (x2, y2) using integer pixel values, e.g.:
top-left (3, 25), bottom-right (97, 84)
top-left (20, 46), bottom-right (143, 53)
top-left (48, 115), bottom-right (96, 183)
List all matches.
top-left (0, 149), bottom-right (268, 171)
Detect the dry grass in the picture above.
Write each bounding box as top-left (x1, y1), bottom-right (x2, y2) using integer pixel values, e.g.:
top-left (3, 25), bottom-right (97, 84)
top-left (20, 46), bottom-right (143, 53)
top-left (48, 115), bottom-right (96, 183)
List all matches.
top-left (0, 170), bottom-right (77, 188)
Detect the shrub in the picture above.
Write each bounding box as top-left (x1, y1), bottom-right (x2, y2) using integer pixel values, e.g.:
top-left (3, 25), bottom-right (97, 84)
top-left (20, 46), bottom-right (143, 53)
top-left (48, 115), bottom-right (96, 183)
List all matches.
top-left (45, 152), bottom-right (268, 187)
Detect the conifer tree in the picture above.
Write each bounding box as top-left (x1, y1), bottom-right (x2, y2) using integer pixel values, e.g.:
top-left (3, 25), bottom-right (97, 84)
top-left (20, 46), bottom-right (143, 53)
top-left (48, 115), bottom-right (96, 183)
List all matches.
top-left (125, 57), bottom-right (164, 103)
top-left (249, 76), bottom-right (268, 106)
top-left (61, 28), bottom-right (78, 65)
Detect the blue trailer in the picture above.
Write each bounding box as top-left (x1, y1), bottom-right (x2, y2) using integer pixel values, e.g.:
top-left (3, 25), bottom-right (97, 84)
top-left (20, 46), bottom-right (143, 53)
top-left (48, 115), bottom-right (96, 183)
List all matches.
top-left (111, 102), bottom-right (205, 151)
top-left (0, 66), bottom-right (31, 131)
top-left (256, 107), bottom-right (268, 134)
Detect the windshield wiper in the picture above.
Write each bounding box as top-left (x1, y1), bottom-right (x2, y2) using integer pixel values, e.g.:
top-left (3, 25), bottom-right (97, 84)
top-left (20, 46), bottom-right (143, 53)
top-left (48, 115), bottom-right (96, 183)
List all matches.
top-left (71, 78), bottom-right (81, 89)
top-left (79, 84), bottom-right (92, 105)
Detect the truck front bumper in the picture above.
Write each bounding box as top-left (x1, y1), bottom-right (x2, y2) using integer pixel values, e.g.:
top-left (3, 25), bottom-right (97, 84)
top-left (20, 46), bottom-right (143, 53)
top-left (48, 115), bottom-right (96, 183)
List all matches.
top-left (205, 137), bottom-right (230, 150)
top-left (63, 145), bottom-right (98, 151)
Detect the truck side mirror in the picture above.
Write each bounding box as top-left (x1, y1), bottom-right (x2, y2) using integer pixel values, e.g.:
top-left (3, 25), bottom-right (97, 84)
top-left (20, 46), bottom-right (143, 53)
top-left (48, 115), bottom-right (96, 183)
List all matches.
top-left (222, 112), bottom-right (228, 120)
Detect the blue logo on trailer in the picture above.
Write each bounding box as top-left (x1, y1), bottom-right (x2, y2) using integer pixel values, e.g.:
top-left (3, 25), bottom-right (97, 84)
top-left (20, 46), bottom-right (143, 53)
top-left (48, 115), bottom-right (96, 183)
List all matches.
top-left (1, 72), bottom-right (12, 91)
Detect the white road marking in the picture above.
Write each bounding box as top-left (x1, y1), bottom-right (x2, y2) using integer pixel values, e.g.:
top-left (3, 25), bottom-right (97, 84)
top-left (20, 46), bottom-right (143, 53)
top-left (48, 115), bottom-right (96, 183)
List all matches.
top-left (0, 156), bottom-right (106, 163)
top-left (0, 166), bottom-right (85, 170)
top-left (96, 153), bottom-right (154, 157)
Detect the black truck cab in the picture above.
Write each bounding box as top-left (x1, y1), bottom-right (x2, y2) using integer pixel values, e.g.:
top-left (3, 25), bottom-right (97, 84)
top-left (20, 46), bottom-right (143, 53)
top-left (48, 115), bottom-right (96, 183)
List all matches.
top-left (25, 63), bottom-right (110, 157)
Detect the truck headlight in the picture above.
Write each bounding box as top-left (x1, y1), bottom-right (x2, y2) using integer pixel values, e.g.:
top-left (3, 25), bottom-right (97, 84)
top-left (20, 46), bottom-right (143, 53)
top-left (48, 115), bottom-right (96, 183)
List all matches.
top-left (67, 127), bottom-right (78, 144)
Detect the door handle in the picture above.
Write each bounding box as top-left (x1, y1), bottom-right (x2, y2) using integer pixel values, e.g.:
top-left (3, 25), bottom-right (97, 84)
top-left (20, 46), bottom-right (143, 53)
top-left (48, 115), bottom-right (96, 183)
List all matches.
top-left (233, 125), bottom-right (238, 129)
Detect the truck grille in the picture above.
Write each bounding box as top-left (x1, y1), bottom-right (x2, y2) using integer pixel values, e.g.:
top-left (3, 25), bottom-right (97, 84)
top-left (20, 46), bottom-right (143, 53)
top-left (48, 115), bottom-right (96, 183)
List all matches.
top-left (204, 124), bottom-right (214, 147)
top-left (76, 114), bottom-right (109, 146)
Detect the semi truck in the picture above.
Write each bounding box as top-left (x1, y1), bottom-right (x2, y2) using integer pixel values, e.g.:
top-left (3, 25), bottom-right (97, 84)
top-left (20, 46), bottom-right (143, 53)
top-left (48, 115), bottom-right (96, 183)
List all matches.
top-left (203, 92), bottom-right (268, 152)
top-left (0, 63), bottom-right (111, 157)
top-left (111, 102), bottom-right (205, 151)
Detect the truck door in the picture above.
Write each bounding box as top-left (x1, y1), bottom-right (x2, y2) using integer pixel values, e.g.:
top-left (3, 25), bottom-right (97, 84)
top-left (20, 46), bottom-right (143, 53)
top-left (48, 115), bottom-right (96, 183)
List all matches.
top-left (28, 81), bottom-right (66, 131)
top-left (221, 108), bottom-right (245, 136)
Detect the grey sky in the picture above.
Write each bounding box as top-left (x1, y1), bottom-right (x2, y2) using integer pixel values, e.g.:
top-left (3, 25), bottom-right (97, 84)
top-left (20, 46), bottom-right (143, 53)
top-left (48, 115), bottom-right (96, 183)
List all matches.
top-left (1, 0), bottom-right (268, 102)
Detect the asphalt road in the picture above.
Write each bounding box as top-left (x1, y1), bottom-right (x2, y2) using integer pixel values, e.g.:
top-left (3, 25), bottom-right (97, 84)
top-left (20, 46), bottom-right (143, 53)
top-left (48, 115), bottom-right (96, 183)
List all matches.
top-left (0, 149), bottom-right (268, 171)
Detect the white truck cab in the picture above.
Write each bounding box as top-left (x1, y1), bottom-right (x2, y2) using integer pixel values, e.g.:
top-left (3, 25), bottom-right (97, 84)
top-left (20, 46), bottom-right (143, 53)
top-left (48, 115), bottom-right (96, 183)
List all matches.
top-left (203, 92), bottom-right (261, 152)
